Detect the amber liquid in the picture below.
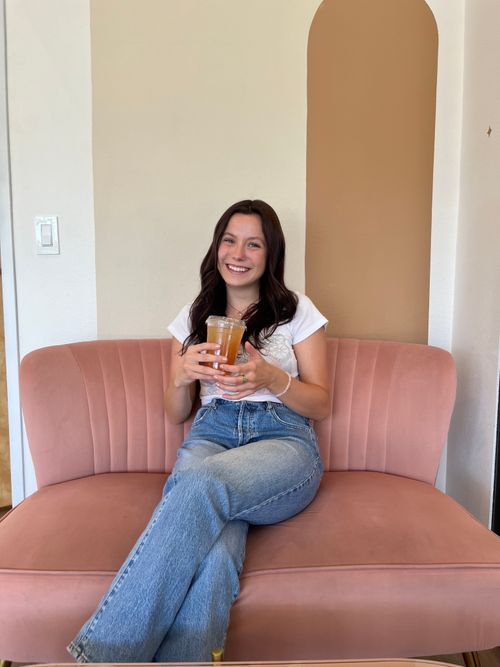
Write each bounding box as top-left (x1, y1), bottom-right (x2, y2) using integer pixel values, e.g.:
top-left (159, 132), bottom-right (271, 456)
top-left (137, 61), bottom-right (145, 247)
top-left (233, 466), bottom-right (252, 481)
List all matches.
top-left (206, 324), bottom-right (244, 368)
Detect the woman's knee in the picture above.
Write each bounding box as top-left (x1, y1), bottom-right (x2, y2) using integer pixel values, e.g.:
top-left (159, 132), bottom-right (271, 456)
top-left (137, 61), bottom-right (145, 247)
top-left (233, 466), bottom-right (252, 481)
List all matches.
top-left (178, 463), bottom-right (232, 508)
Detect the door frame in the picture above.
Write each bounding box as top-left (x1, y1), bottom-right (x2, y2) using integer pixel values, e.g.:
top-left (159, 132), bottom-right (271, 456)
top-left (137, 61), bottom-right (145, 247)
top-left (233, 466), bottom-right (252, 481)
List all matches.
top-left (0, 0), bottom-right (25, 505)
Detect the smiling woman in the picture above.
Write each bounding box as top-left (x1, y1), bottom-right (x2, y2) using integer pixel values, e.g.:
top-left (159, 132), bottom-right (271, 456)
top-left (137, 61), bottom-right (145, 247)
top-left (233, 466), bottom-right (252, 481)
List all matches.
top-left (182, 200), bottom-right (301, 358)
top-left (67, 200), bottom-right (330, 662)
top-left (217, 213), bottom-right (267, 297)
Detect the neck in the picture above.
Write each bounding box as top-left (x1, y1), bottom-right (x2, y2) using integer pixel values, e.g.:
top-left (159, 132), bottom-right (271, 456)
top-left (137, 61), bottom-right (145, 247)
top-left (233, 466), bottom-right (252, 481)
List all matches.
top-left (225, 287), bottom-right (259, 318)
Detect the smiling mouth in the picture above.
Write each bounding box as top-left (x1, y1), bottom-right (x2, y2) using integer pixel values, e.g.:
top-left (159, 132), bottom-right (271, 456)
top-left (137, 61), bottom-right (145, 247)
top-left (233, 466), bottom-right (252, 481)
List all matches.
top-left (226, 264), bottom-right (250, 273)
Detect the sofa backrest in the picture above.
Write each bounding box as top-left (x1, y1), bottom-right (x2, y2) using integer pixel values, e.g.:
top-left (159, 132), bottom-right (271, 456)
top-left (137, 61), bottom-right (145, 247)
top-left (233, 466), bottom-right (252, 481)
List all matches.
top-left (20, 338), bottom-right (456, 488)
top-left (315, 338), bottom-right (456, 484)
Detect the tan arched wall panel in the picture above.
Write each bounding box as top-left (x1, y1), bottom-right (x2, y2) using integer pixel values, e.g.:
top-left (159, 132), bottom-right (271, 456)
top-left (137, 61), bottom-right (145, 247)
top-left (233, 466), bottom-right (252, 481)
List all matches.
top-left (306, 0), bottom-right (437, 342)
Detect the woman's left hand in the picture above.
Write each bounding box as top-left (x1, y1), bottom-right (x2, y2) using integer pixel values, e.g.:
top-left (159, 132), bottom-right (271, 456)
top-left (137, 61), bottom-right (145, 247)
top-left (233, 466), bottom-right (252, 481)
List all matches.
top-left (217, 342), bottom-right (278, 400)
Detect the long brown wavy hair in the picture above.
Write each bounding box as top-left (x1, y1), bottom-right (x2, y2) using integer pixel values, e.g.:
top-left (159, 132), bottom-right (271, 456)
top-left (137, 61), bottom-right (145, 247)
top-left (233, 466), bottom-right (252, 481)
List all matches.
top-left (182, 200), bottom-right (298, 352)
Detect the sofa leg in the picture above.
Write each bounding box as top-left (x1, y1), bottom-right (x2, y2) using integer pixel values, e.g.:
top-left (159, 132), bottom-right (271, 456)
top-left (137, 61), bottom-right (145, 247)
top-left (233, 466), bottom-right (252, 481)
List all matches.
top-left (0, 660), bottom-right (13, 667)
top-left (211, 648), bottom-right (224, 662)
top-left (463, 651), bottom-right (481, 667)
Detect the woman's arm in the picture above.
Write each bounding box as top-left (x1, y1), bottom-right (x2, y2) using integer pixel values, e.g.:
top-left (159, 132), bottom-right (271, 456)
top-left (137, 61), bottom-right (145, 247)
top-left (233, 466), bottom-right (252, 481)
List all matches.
top-left (216, 327), bottom-right (330, 421)
top-left (164, 338), bottom-right (226, 424)
top-left (281, 327), bottom-right (330, 420)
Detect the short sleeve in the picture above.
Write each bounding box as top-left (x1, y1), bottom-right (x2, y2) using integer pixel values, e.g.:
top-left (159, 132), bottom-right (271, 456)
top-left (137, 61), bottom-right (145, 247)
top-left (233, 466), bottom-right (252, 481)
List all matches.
top-left (167, 304), bottom-right (192, 343)
top-left (291, 294), bottom-right (328, 344)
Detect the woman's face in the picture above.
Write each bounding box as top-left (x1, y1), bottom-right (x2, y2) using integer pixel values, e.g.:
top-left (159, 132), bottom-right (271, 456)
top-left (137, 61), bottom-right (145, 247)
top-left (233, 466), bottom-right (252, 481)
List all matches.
top-left (217, 213), bottom-right (267, 291)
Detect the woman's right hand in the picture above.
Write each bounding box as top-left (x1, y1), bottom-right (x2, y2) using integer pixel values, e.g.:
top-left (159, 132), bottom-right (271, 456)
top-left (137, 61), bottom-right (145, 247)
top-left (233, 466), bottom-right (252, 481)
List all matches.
top-left (173, 342), bottom-right (227, 388)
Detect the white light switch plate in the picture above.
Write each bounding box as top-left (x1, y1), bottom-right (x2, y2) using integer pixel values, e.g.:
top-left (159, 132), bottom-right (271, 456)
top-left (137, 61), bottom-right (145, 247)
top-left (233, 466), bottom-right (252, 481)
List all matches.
top-left (35, 216), bottom-right (60, 254)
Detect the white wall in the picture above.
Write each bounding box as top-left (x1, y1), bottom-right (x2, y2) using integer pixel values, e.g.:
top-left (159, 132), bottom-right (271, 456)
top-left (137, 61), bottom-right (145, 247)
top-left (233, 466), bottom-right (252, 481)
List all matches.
top-left (425, 0), bottom-right (465, 490)
top-left (426, 0), bottom-right (464, 352)
top-left (6, 0), bottom-right (97, 498)
top-left (446, 0), bottom-right (500, 525)
top-left (91, 0), bottom-right (321, 338)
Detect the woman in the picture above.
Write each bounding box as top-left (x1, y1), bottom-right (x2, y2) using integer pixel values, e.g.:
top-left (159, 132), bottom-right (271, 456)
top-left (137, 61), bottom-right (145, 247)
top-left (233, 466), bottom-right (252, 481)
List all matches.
top-left (68, 199), bottom-right (329, 663)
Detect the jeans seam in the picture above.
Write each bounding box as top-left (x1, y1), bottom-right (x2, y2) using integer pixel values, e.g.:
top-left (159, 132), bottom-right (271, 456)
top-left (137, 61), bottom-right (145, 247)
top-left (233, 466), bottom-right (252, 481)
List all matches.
top-left (230, 455), bottom-right (321, 520)
top-left (192, 402), bottom-right (216, 426)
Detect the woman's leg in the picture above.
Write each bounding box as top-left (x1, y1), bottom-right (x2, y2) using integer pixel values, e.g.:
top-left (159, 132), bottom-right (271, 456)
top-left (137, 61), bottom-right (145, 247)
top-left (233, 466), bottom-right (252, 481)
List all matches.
top-left (158, 440), bottom-right (250, 662)
top-left (68, 437), bottom-right (231, 663)
top-left (153, 520), bottom-right (248, 662)
top-left (68, 403), bottom-right (322, 663)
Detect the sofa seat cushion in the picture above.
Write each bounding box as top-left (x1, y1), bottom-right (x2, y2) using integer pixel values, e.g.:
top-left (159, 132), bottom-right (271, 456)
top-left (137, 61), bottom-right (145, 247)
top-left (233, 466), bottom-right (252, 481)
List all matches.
top-left (0, 472), bottom-right (166, 662)
top-left (3, 469), bottom-right (500, 663)
top-left (225, 471), bottom-right (500, 661)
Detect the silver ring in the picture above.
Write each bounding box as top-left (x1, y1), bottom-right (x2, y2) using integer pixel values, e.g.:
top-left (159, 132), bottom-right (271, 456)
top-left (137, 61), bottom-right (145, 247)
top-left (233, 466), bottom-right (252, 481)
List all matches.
top-left (241, 374), bottom-right (248, 384)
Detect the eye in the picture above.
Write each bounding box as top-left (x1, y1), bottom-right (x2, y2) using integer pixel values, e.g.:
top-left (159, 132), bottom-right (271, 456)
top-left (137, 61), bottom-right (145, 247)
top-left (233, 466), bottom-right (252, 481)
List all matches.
top-left (248, 242), bottom-right (262, 249)
top-left (222, 237), bottom-right (234, 245)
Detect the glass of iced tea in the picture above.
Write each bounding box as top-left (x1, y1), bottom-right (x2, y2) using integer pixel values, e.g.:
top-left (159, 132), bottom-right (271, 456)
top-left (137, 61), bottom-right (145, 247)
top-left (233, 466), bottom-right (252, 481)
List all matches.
top-left (205, 316), bottom-right (246, 369)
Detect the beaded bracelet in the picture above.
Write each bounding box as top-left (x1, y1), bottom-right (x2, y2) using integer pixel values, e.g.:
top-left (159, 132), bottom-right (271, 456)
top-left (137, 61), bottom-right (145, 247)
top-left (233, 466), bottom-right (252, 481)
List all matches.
top-left (275, 371), bottom-right (292, 398)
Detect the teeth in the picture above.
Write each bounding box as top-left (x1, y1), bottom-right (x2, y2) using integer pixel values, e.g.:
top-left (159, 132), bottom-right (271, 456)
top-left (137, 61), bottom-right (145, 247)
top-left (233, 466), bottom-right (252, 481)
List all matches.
top-left (227, 265), bottom-right (249, 272)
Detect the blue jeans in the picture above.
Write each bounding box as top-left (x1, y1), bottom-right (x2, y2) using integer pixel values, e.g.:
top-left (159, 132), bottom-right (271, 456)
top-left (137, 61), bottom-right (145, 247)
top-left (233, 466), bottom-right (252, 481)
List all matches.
top-left (67, 399), bottom-right (323, 662)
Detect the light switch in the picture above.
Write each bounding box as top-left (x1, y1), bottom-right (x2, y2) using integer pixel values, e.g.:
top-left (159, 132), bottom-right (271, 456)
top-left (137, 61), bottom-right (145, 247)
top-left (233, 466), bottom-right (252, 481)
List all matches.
top-left (35, 216), bottom-right (60, 254)
top-left (40, 223), bottom-right (53, 246)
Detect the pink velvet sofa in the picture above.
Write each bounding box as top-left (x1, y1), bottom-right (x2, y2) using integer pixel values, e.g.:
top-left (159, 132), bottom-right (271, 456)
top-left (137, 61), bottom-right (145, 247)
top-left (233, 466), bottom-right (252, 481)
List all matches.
top-left (1, 337), bottom-right (500, 663)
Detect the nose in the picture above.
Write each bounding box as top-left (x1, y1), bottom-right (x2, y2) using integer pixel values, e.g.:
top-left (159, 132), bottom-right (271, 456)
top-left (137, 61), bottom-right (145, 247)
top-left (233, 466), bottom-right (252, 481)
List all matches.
top-left (231, 242), bottom-right (247, 261)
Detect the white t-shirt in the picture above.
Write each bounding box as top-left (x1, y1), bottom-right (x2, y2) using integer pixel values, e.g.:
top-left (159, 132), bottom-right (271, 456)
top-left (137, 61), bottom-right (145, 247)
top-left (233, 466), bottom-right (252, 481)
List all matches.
top-left (167, 292), bottom-right (328, 405)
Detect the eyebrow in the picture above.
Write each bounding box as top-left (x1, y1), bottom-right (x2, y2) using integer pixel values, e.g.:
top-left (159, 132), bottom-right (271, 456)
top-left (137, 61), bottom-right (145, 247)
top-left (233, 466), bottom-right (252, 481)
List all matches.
top-left (223, 232), bottom-right (265, 242)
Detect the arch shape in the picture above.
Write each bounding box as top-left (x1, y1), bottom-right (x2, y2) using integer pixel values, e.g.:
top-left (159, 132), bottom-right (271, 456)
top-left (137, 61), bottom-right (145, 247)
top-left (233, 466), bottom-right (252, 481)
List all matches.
top-left (306, 0), bottom-right (438, 343)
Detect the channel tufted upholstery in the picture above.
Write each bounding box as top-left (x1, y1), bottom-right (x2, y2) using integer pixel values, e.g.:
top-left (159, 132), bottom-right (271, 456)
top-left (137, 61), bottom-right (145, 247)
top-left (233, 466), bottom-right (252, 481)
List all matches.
top-left (315, 339), bottom-right (454, 482)
top-left (19, 339), bottom-right (191, 486)
top-left (19, 338), bottom-right (454, 487)
top-left (1, 337), bottom-right (500, 663)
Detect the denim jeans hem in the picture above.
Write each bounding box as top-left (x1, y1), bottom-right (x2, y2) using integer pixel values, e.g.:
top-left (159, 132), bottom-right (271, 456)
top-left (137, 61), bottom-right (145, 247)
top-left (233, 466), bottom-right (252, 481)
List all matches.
top-left (67, 640), bottom-right (91, 663)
